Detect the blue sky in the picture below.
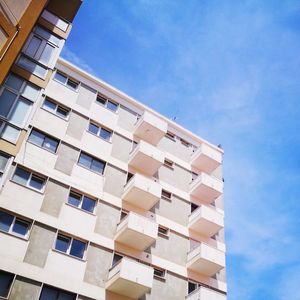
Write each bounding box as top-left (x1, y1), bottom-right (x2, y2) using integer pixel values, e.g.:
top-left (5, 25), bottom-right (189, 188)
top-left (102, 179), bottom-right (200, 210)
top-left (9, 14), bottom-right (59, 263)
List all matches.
top-left (62, 1), bottom-right (300, 299)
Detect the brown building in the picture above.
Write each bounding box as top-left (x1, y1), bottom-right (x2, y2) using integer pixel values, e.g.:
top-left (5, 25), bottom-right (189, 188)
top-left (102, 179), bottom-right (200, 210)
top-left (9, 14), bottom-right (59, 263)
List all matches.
top-left (0, 0), bottom-right (82, 156)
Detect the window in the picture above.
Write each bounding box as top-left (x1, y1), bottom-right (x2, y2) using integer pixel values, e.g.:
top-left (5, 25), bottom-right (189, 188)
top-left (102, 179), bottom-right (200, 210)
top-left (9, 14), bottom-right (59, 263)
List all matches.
top-left (67, 191), bottom-right (96, 214)
top-left (0, 152), bottom-right (10, 180)
top-left (165, 131), bottom-right (175, 141)
top-left (78, 152), bottom-right (106, 174)
top-left (22, 26), bottom-right (62, 66)
top-left (0, 270), bottom-right (14, 298)
top-left (55, 233), bottom-right (86, 259)
top-left (88, 122), bottom-right (112, 142)
top-left (180, 138), bottom-right (190, 147)
top-left (12, 166), bottom-right (46, 192)
top-left (0, 210), bottom-right (31, 238)
top-left (161, 190), bottom-right (171, 201)
top-left (188, 281), bottom-right (198, 294)
top-left (164, 159), bottom-right (174, 169)
top-left (54, 71), bottom-right (79, 91)
top-left (158, 226), bottom-right (169, 237)
top-left (39, 285), bottom-right (76, 300)
top-left (96, 94), bottom-right (118, 112)
top-left (42, 98), bottom-right (70, 119)
top-left (0, 73), bottom-right (40, 142)
top-left (120, 210), bottom-right (128, 221)
top-left (41, 10), bottom-right (69, 32)
top-left (28, 129), bottom-right (59, 153)
top-left (153, 268), bottom-right (166, 279)
top-left (191, 203), bottom-right (199, 214)
top-left (126, 172), bottom-right (134, 184)
top-left (111, 253), bottom-right (123, 268)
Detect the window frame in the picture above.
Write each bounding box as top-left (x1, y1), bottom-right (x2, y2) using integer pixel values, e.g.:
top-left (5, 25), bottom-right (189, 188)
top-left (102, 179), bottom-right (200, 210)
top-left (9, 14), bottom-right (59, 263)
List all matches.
top-left (39, 284), bottom-right (77, 300)
top-left (11, 166), bottom-right (47, 193)
top-left (87, 121), bottom-right (113, 142)
top-left (163, 158), bottom-right (174, 169)
top-left (0, 152), bottom-right (11, 180)
top-left (0, 270), bottom-right (15, 299)
top-left (158, 226), bottom-right (169, 238)
top-left (28, 128), bottom-right (60, 154)
top-left (54, 232), bottom-right (87, 260)
top-left (53, 70), bottom-right (80, 91)
top-left (161, 189), bottom-right (172, 201)
top-left (0, 210), bottom-right (31, 239)
top-left (165, 131), bottom-right (176, 141)
top-left (41, 98), bottom-right (70, 120)
top-left (66, 190), bottom-right (97, 215)
top-left (96, 93), bottom-right (119, 113)
top-left (77, 152), bottom-right (106, 175)
top-left (0, 74), bottom-right (40, 132)
top-left (153, 267), bottom-right (166, 280)
top-left (22, 26), bottom-right (62, 68)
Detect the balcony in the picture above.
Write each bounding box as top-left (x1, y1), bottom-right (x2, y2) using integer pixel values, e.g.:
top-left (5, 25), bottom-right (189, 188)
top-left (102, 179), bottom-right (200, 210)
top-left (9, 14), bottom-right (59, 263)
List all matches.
top-left (186, 286), bottom-right (226, 300)
top-left (191, 144), bottom-right (222, 174)
top-left (115, 212), bottom-right (158, 250)
top-left (188, 205), bottom-right (224, 237)
top-left (187, 243), bottom-right (225, 276)
top-left (134, 111), bottom-right (168, 145)
top-left (129, 141), bottom-right (164, 176)
top-left (190, 173), bottom-right (223, 203)
top-left (106, 257), bottom-right (154, 299)
top-left (122, 174), bottom-right (162, 210)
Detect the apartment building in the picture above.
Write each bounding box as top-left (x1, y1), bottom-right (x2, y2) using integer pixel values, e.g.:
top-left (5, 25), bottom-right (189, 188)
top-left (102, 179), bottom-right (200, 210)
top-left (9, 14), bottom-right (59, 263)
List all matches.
top-left (0, 3), bottom-right (226, 300)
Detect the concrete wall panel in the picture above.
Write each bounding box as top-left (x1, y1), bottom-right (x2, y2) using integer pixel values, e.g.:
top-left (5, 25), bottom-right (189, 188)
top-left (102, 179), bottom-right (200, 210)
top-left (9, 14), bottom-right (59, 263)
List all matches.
top-left (23, 223), bottom-right (56, 268)
top-left (83, 244), bottom-right (112, 287)
top-left (76, 84), bottom-right (96, 110)
top-left (40, 179), bottom-right (69, 217)
top-left (94, 201), bottom-right (120, 239)
top-left (66, 111), bottom-right (88, 140)
top-left (111, 133), bottom-right (132, 163)
top-left (54, 143), bottom-right (79, 175)
top-left (103, 164), bottom-right (126, 197)
top-left (117, 106), bottom-right (137, 132)
top-left (9, 276), bottom-right (41, 300)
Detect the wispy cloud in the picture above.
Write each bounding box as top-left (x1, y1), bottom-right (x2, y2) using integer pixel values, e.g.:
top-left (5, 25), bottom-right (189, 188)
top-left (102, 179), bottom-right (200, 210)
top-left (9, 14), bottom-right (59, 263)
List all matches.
top-left (61, 46), bottom-right (95, 75)
top-left (64, 1), bottom-right (300, 299)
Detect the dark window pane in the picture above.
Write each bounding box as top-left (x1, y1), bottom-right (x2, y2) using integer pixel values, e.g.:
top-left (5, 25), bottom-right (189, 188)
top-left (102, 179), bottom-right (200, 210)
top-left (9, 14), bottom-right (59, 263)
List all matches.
top-left (25, 36), bottom-right (42, 58)
top-left (78, 153), bottom-right (92, 169)
top-left (0, 270), bottom-right (14, 298)
top-left (43, 136), bottom-right (58, 153)
top-left (96, 94), bottom-right (106, 105)
top-left (0, 211), bottom-right (14, 232)
top-left (39, 286), bottom-right (59, 300)
top-left (55, 235), bottom-right (70, 253)
top-left (112, 254), bottom-right (122, 267)
top-left (6, 74), bottom-right (23, 91)
top-left (91, 159), bottom-right (104, 174)
top-left (54, 72), bottom-right (67, 84)
top-left (29, 129), bottom-right (44, 147)
top-left (13, 167), bottom-right (30, 185)
top-left (43, 99), bottom-right (56, 111)
top-left (56, 106), bottom-right (69, 118)
top-left (57, 291), bottom-right (76, 300)
top-left (100, 128), bottom-right (112, 141)
top-left (107, 100), bottom-right (118, 112)
top-left (67, 79), bottom-right (78, 90)
top-left (29, 175), bottom-right (45, 190)
top-left (0, 89), bottom-right (17, 117)
top-left (12, 219), bottom-right (29, 236)
top-left (70, 239), bottom-right (85, 259)
top-left (68, 192), bottom-right (81, 207)
top-left (188, 282), bottom-right (197, 294)
top-left (81, 196), bottom-right (95, 213)
top-left (88, 123), bottom-right (99, 135)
